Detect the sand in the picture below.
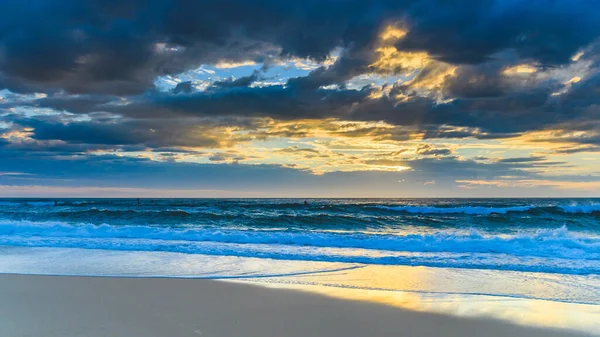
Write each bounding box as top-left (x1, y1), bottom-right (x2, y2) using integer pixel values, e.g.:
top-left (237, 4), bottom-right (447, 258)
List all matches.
top-left (0, 274), bottom-right (589, 337)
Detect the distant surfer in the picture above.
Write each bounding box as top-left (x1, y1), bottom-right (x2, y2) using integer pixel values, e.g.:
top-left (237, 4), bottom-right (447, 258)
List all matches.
top-left (54, 200), bottom-right (58, 206)
top-left (304, 200), bottom-right (308, 206)
top-left (137, 198), bottom-right (140, 206)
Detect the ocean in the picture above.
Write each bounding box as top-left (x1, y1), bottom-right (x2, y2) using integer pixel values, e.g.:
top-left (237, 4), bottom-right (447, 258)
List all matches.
top-left (1, 198), bottom-right (600, 321)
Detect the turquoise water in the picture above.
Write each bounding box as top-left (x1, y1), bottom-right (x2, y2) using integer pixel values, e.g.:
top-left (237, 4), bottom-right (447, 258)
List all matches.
top-left (1, 198), bottom-right (599, 275)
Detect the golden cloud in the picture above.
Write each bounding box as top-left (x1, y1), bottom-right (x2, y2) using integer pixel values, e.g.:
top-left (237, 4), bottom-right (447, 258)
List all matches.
top-left (502, 64), bottom-right (537, 75)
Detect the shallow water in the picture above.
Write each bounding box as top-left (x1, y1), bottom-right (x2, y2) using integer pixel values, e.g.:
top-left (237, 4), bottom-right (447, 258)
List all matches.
top-left (2, 246), bottom-right (599, 334)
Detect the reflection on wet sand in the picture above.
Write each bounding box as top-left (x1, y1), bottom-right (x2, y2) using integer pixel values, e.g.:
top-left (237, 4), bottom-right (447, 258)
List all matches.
top-left (2, 246), bottom-right (598, 334)
top-left (236, 264), bottom-right (600, 335)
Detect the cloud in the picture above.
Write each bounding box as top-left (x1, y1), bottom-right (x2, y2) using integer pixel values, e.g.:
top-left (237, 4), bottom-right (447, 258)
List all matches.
top-left (0, 112), bottom-right (263, 154)
top-left (212, 71), bottom-right (261, 89)
top-left (172, 81), bottom-right (193, 94)
top-left (2, 1), bottom-right (600, 195)
top-left (415, 144), bottom-right (452, 156)
top-left (0, 150), bottom-right (587, 197)
top-left (397, 0), bottom-right (600, 66)
top-left (2, 0), bottom-right (598, 95)
top-left (497, 156), bottom-right (547, 163)
top-left (208, 152), bottom-right (248, 163)
top-left (0, 0), bottom-right (394, 95)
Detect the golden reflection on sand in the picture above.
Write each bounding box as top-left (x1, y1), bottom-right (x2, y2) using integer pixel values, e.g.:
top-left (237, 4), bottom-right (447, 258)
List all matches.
top-left (235, 264), bottom-right (600, 335)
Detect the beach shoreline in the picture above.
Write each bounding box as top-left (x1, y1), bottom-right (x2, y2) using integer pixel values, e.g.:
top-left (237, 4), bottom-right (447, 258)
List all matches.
top-left (0, 273), bottom-right (590, 337)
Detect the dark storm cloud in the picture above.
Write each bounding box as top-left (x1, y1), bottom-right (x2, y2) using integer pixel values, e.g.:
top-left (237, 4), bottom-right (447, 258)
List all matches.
top-left (211, 71), bottom-right (260, 89)
top-left (1, 114), bottom-right (241, 149)
top-left (111, 84), bottom-right (374, 120)
top-left (2, 0), bottom-right (599, 95)
top-left (287, 47), bottom-right (376, 90)
top-left (441, 63), bottom-right (510, 98)
top-left (27, 95), bottom-right (118, 114)
top-left (4, 71), bottom-right (596, 147)
top-left (1, 0), bottom-right (600, 184)
top-left (563, 72), bottom-right (600, 103)
top-left (172, 81), bottom-right (193, 94)
top-left (342, 74), bottom-right (600, 138)
top-left (0, 0), bottom-right (399, 95)
top-left (19, 75), bottom-right (559, 137)
top-left (397, 0), bottom-right (600, 65)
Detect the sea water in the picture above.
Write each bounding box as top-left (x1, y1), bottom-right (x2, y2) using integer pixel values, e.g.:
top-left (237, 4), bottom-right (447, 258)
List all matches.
top-left (1, 198), bottom-right (599, 332)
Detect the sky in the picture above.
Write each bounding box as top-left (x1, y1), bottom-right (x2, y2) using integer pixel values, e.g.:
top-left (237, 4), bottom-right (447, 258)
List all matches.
top-left (1, 0), bottom-right (600, 197)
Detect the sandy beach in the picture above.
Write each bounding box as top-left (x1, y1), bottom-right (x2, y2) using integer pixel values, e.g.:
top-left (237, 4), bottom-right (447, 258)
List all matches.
top-left (0, 274), bottom-right (589, 337)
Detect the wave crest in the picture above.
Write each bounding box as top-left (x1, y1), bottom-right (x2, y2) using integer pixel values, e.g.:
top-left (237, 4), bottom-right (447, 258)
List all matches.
top-left (376, 205), bottom-right (533, 215)
top-left (1, 221), bottom-right (598, 260)
top-left (560, 204), bottom-right (600, 214)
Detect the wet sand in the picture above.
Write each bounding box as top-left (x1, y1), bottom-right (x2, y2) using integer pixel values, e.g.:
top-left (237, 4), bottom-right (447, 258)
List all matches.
top-left (0, 274), bottom-right (589, 337)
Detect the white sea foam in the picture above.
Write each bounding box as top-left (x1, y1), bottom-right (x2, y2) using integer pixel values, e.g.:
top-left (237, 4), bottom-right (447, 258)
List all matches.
top-left (560, 204), bottom-right (600, 214)
top-left (376, 205), bottom-right (533, 215)
top-left (0, 221), bottom-right (598, 275)
top-left (1, 246), bottom-right (599, 306)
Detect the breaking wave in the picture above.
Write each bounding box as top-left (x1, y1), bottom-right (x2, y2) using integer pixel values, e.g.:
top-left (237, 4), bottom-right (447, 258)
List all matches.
top-left (1, 221), bottom-right (599, 275)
